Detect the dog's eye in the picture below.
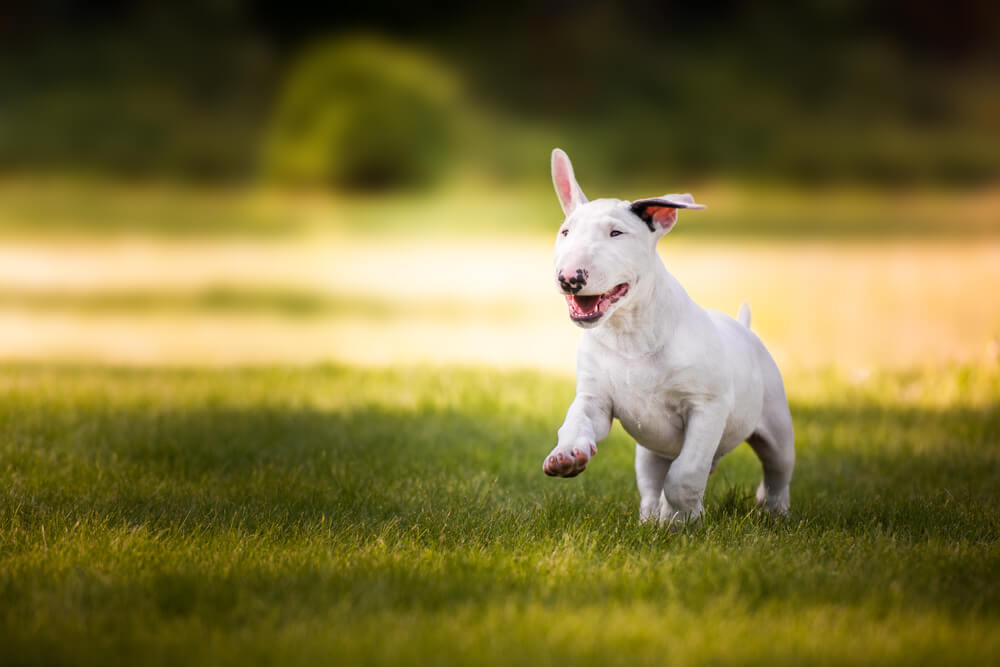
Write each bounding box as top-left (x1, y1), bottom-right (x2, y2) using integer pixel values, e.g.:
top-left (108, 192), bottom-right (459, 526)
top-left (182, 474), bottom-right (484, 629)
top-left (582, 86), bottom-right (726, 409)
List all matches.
top-left (610, 230), bottom-right (624, 237)
top-left (560, 228), bottom-right (569, 237)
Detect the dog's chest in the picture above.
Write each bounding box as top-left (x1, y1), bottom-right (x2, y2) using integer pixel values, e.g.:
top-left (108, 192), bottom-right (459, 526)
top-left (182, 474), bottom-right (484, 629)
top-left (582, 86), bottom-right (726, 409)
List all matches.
top-left (606, 360), bottom-right (688, 458)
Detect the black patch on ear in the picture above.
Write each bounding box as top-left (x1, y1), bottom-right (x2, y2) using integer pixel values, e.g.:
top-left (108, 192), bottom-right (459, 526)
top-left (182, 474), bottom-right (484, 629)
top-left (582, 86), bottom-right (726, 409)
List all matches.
top-left (630, 202), bottom-right (660, 233)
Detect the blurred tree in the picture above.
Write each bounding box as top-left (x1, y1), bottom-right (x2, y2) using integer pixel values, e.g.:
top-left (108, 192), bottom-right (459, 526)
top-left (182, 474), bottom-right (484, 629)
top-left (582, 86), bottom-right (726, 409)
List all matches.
top-left (260, 36), bottom-right (458, 190)
top-left (0, 1), bottom-right (996, 187)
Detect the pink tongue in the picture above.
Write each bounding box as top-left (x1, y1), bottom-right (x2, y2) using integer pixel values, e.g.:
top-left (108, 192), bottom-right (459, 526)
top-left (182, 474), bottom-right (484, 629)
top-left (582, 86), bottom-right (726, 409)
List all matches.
top-left (574, 295), bottom-right (600, 312)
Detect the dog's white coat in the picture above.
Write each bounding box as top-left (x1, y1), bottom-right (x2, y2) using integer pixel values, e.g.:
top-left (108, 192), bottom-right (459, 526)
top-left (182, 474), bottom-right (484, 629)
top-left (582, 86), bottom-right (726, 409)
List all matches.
top-left (543, 149), bottom-right (795, 524)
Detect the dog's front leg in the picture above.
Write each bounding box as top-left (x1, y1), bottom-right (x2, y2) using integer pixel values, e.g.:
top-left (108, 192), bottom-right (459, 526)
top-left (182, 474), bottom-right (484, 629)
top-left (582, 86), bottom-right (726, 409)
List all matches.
top-left (543, 394), bottom-right (612, 478)
top-left (661, 403), bottom-right (728, 524)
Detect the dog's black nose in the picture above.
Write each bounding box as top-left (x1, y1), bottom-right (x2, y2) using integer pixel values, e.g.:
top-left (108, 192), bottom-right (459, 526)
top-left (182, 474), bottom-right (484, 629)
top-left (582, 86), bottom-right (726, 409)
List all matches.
top-left (558, 269), bottom-right (588, 294)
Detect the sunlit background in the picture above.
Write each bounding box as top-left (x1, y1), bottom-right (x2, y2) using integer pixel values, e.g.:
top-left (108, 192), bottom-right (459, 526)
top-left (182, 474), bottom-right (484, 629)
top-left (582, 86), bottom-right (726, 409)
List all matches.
top-left (1, 1), bottom-right (998, 377)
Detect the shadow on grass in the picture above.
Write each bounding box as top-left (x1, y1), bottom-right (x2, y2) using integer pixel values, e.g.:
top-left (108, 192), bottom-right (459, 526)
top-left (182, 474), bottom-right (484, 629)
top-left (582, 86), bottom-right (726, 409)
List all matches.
top-left (11, 399), bottom-right (994, 524)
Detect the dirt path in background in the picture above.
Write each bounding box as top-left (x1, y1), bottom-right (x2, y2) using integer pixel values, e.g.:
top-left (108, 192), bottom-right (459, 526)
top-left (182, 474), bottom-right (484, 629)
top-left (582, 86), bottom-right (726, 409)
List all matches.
top-left (0, 237), bottom-right (997, 372)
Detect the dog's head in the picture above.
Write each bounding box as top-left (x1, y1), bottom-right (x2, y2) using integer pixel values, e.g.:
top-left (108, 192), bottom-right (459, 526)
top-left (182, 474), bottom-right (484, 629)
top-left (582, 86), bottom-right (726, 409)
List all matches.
top-left (551, 148), bottom-right (705, 328)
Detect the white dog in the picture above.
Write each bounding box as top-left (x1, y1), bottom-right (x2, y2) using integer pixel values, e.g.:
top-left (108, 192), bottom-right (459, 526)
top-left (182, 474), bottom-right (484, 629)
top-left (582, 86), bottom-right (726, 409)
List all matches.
top-left (542, 148), bottom-right (794, 524)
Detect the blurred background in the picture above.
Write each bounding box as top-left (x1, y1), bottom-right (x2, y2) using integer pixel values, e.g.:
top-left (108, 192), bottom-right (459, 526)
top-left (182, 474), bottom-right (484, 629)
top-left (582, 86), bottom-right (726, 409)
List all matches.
top-left (1, 0), bottom-right (998, 375)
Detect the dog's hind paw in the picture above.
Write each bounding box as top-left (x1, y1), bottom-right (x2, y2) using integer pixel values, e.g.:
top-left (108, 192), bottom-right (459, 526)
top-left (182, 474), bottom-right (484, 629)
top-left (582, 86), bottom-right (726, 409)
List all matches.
top-left (755, 480), bottom-right (791, 515)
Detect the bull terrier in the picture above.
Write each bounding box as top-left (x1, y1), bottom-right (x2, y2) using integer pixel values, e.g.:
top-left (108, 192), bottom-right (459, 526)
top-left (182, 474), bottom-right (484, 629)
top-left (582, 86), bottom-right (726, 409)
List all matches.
top-left (542, 148), bottom-right (795, 525)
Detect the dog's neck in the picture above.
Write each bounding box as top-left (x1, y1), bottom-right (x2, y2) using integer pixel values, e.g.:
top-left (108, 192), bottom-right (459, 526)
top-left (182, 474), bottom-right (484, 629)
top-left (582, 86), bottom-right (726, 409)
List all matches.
top-left (589, 259), bottom-right (690, 358)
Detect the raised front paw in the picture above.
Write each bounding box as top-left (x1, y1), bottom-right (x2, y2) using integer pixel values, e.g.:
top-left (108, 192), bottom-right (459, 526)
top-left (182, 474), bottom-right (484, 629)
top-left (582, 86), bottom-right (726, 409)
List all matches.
top-left (542, 442), bottom-right (596, 477)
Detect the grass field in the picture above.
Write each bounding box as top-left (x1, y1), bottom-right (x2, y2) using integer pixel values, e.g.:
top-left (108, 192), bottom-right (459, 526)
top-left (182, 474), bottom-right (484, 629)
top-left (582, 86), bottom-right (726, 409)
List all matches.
top-left (1, 363), bottom-right (998, 666)
top-left (0, 179), bottom-right (998, 665)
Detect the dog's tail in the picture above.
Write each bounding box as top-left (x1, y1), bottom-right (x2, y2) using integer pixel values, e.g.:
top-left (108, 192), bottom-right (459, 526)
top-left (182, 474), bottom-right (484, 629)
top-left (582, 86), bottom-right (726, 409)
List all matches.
top-left (737, 301), bottom-right (752, 329)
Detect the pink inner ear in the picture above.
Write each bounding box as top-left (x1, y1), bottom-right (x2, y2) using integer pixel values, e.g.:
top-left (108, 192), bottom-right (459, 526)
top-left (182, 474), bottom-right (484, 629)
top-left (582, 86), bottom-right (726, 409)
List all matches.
top-left (554, 162), bottom-right (575, 208)
top-left (645, 206), bottom-right (678, 228)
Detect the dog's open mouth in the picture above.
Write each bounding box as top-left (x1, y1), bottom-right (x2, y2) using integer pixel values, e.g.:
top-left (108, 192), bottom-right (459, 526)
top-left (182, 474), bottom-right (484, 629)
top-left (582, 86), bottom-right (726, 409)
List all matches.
top-left (566, 283), bottom-right (629, 322)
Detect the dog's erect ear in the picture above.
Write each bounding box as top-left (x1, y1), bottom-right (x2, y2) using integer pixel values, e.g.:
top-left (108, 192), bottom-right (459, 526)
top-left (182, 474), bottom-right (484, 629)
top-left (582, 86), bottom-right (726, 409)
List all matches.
top-left (551, 148), bottom-right (588, 216)
top-left (630, 194), bottom-right (706, 234)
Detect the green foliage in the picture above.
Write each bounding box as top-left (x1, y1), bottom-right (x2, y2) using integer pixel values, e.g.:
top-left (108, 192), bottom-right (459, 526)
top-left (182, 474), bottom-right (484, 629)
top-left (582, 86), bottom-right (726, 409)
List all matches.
top-left (0, 26), bottom-right (275, 181)
top-left (2, 8), bottom-right (998, 189)
top-left (261, 36), bottom-right (459, 190)
top-left (1, 363), bottom-right (998, 665)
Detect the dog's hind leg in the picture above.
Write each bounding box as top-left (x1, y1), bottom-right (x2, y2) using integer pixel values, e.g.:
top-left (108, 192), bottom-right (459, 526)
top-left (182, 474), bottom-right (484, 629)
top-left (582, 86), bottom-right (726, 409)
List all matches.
top-left (748, 429), bottom-right (793, 514)
top-left (635, 443), bottom-right (671, 523)
top-left (748, 362), bottom-right (795, 514)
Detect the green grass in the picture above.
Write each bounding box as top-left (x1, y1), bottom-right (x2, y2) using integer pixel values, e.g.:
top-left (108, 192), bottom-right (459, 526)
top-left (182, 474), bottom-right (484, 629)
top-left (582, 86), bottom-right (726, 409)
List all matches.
top-left (0, 177), bottom-right (998, 240)
top-left (0, 286), bottom-right (511, 321)
top-left (0, 286), bottom-right (356, 318)
top-left (1, 363), bottom-right (998, 666)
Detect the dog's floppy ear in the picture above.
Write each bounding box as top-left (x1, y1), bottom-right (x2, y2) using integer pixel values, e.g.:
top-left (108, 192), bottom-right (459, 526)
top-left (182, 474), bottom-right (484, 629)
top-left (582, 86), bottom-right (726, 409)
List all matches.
top-left (630, 194), bottom-right (706, 234)
top-left (551, 148), bottom-right (588, 216)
